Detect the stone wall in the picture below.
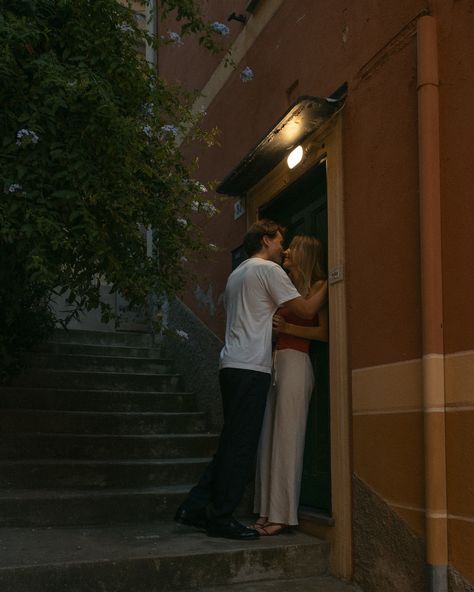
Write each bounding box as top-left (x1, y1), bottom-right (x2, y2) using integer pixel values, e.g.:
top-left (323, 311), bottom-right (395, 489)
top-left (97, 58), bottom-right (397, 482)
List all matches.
top-left (449, 568), bottom-right (474, 592)
top-left (162, 298), bottom-right (223, 430)
top-left (352, 474), bottom-right (427, 592)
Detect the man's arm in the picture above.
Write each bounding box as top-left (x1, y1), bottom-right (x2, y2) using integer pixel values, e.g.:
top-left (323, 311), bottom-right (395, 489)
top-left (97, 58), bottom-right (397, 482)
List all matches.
top-left (273, 305), bottom-right (329, 341)
top-left (282, 281), bottom-right (328, 319)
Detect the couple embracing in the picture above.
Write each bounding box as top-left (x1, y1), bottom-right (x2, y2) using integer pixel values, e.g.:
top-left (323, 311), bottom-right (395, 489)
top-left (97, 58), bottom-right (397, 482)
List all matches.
top-left (175, 219), bottom-right (328, 540)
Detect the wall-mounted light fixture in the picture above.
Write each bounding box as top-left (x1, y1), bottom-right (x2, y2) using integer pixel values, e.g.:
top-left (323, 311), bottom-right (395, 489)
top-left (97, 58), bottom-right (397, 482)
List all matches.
top-left (287, 145), bottom-right (303, 169)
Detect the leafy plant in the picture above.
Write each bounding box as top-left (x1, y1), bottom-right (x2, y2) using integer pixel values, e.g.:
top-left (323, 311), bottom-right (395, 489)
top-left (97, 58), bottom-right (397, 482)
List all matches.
top-left (0, 0), bottom-right (222, 378)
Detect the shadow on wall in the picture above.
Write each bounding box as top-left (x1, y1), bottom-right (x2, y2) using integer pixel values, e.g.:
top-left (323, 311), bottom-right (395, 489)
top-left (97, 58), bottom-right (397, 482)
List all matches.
top-left (162, 298), bottom-right (223, 430)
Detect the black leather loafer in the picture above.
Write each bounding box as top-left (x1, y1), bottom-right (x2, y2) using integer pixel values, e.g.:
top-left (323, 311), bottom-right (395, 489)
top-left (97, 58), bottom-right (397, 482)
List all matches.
top-left (174, 504), bottom-right (207, 529)
top-left (207, 518), bottom-right (260, 540)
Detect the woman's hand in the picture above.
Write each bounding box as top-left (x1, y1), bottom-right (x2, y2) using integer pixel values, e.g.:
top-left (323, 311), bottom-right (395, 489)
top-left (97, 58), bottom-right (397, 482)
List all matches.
top-left (272, 314), bottom-right (287, 333)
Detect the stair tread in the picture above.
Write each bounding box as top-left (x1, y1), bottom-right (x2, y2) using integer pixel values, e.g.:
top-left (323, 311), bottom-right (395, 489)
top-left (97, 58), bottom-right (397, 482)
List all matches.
top-left (0, 485), bottom-right (191, 499)
top-left (1, 388), bottom-right (193, 395)
top-left (1, 386), bottom-right (195, 396)
top-left (35, 353), bottom-right (172, 362)
top-left (190, 576), bottom-right (362, 592)
top-left (0, 409), bottom-right (204, 417)
top-left (0, 520), bottom-right (326, 569)
top-left (1, 432), bottom-right (218, 439)
top-left (0, 458), bottom-right (211, 466)
top-left (24, 369), bottom-right (181, 377)
top-left (47, 341), bottom-right (156, 347)
top-left (48, 330), bottom-right (153, 343)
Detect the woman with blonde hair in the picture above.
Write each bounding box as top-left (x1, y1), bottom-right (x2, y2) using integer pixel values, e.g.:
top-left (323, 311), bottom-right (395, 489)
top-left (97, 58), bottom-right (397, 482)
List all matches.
top-left (253, 234), bottom-right (329, 535)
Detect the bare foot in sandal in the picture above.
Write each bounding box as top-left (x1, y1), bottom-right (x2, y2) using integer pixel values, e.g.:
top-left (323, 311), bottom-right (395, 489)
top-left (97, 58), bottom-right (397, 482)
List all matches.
top-left (251, 516), bottom-right (268, 530)
top-left (255, 522), bottom-right (289, 536)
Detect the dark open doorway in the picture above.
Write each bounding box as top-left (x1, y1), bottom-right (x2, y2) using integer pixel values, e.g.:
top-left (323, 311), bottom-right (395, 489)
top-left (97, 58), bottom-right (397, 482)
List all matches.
top-left (260, 161), bottom-right (331, 515)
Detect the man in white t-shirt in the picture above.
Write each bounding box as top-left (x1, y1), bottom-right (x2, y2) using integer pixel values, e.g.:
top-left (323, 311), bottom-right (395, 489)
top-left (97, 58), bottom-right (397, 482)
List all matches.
top-left (175, 220), bottom-right (327, 540)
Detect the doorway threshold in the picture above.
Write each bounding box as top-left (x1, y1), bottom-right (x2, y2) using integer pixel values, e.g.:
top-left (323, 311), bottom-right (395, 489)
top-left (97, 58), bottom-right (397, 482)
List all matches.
top-left (299, 507), bottom-right (335, 527)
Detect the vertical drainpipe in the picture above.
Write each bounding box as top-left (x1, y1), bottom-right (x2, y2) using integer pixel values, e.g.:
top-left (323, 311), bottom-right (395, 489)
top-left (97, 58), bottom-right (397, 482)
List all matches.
top-left (417, 16), bottom-right (448, 592)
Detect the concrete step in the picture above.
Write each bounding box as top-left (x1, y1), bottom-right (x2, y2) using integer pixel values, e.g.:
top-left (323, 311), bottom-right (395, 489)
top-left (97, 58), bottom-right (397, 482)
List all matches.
top-left (42, 341), bottom-right (163, 358)
top-left (12, 369), bottom-right (181, 391)
top-left (0, 409), bottom-right (207, 435)
top-left (32, 353), bottom-right (174, 374)
top-left (189, 576), bottom-right (362, 592)
top-left (0, 521), bottom-right (330, 591)
top-left (0, 433), bottom-right (218, 460)
top-left (0, 387), bottom-right (197, 412)
top-left (50, 329), bottom-right (156, 347)
top-left (0, 485), bottom-right (189, 526)
top-left (0, 458), bottom-right (209, 489)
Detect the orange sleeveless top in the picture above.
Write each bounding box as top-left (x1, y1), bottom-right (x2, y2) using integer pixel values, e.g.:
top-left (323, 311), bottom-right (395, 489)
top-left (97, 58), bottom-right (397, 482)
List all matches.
top-left (275, 307), bottom-right (318, 354)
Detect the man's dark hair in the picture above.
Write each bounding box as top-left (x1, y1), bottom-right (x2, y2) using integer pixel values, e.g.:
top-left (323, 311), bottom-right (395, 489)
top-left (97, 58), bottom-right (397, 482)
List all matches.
top-left (243, 219), bottom-right (286, 257)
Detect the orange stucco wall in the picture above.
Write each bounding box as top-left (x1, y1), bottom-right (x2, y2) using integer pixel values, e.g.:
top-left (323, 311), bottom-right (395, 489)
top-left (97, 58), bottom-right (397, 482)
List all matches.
top-left (160, 0), bottom-right (474, 583)
top-left (437, 2), bottom-right (474, 582)
top-left (158, 0), bottom-right (248, 93)
top-left (437, 2), bottom-right (474, 355)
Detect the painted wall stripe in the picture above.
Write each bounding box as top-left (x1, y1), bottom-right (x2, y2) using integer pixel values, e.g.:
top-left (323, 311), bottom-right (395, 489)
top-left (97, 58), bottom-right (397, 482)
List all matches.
top-left (352, 350), bottom-right (474, 413)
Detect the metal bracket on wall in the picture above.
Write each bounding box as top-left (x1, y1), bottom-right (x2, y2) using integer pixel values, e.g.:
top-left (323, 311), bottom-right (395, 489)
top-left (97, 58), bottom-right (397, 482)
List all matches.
top-left (328, 265), bottom-right (344, 284)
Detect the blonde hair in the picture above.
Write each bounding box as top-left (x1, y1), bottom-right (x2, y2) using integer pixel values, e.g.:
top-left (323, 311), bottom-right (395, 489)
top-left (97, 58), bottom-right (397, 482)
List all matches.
top-left (287, 235), bottom-right (327, 297)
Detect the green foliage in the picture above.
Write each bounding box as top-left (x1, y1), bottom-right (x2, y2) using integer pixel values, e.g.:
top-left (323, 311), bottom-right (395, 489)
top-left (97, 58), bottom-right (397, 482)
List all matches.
top-left (0, 0), bottom-right (221, 377)
top-left (0, 243), bottom-right (55, 380)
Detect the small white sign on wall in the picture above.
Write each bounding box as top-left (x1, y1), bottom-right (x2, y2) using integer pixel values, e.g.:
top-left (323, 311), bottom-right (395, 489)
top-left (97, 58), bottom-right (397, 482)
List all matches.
top-left (234, 198), bottom-right (246, 220)
top-left (329, 265), bottom-right (344, 284)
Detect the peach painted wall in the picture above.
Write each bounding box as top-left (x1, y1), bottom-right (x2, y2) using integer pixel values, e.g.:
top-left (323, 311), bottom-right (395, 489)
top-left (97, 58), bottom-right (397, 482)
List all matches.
top-left (158, 0), bottom-right (248, 93)
top-left (159, 0), bottom-right (474, 582)
top-left (436, 1), bottom-right (474, 582)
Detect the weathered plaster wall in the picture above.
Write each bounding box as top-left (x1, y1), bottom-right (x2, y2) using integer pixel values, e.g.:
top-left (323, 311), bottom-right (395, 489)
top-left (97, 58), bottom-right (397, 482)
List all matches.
top-left (159, 0), bottom-right (474, 588)
top-left (353, 475), bottom-right (427, 592)
top-left (162, 298), bottom-right (223, 430)
top-left (177, 0), bottom-right (427, 342)
top-left (436, 2), bottom-right (474, 585)
top-left (449, 567), bottom-right (474, 592)
top-left (343, 21), bottom-right (427, 561)
top-left (344, 34), bottom-right (421, 369)
top-left (436, 0), bottom-right (474, 356)
top-left (158, 0), bottom-right (248, 94)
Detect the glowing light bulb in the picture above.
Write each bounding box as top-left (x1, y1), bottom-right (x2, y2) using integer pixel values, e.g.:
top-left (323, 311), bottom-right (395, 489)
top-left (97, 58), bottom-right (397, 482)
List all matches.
top-left (287, 145), bottom-right (303, 169)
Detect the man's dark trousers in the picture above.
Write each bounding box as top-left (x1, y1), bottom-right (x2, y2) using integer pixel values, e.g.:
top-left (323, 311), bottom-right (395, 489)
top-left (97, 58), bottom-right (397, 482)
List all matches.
top-left (184, 367), bottom-right (271, 523)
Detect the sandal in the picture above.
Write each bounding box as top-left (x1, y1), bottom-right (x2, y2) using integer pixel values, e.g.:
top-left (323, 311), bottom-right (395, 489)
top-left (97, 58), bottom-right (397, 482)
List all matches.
top-left (255, 522), bottom-right (289, 536)
top-left (251, 516), bottom-right (269, 530)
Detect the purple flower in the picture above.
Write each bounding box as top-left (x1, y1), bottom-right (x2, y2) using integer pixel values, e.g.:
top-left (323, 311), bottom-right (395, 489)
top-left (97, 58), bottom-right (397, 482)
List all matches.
top-left (118, 22), bottom-right (134, 33)
top-left (16, 129), bottom-right (39, 146)
top-left (211, 22), bottom-right (230, 36)
top-left (201, 202), bottom-right (218, 217)
top-left (143, 125), bottom-right (153, 138)
top-left (6, 183), bottom-right (22, 193)
top-left (168, 31), bottom-right (183, 46)
top-left (160, 124), bottom-right (178, 139)
top-left (240, 66), bottom-right (254, 83)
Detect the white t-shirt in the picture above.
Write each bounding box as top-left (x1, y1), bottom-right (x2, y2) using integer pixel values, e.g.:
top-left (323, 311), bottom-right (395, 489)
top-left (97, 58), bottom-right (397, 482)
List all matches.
top-left (219, 257), bottom-right (300, 374)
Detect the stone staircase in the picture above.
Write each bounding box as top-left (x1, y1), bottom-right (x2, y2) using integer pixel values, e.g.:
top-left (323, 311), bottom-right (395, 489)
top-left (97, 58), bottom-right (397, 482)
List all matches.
top-left (0, 329), bottom-right (361, 592)
top-left (0, 330), bottom-right (212, 527)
